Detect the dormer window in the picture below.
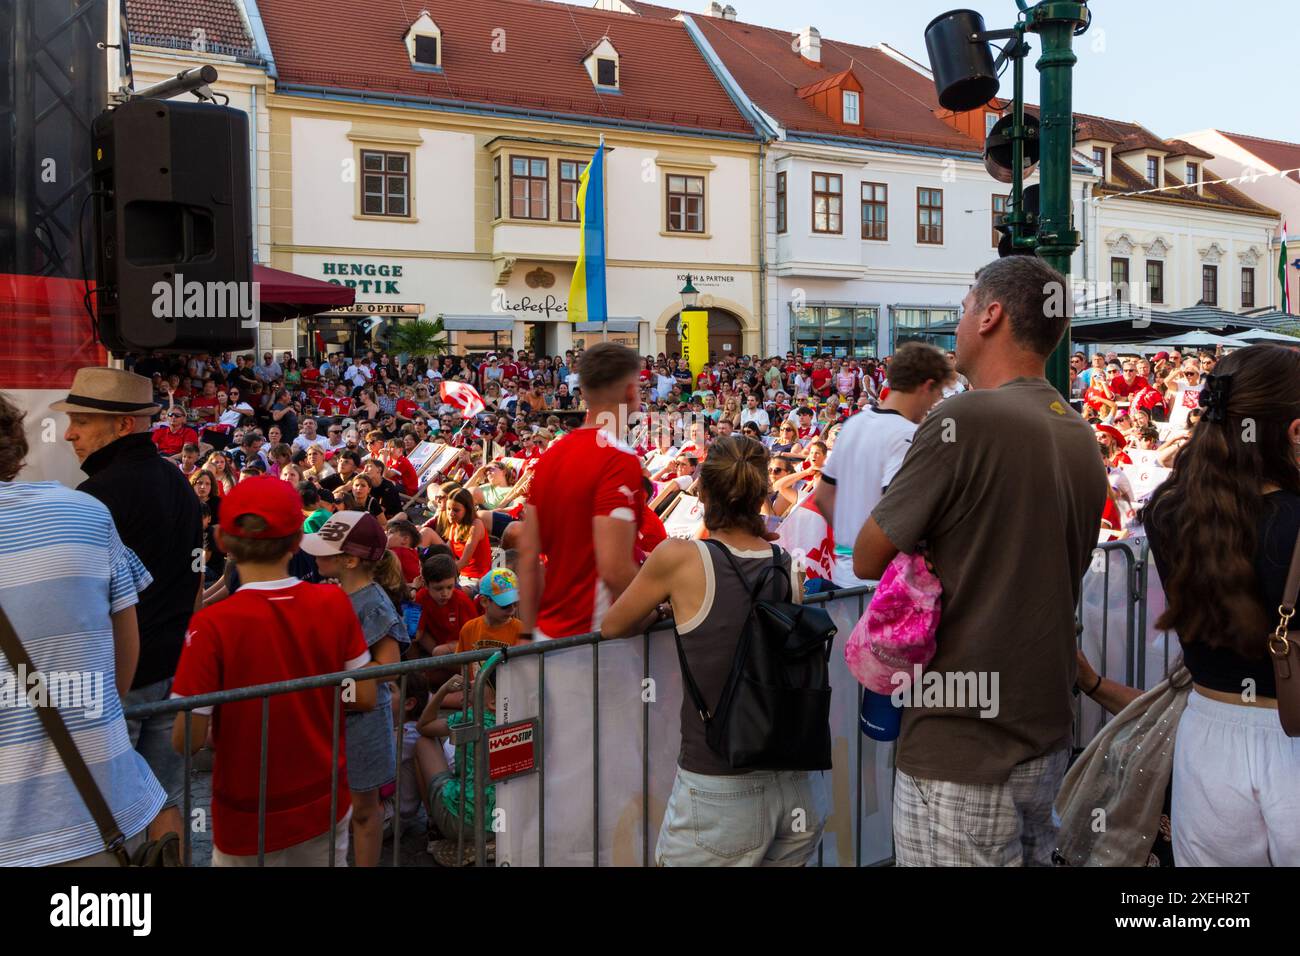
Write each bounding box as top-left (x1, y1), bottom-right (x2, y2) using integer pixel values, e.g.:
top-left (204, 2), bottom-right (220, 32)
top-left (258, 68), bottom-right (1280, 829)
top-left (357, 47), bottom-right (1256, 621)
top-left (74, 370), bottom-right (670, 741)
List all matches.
top-left (1185, 162), bottom-right (1199, 186)
top-left (583, 37), bottom-right (621, 91)
top-left (1146, 156), bottom-right (1160, 186)
top-left (405, 11), bottom-right (442, 71)
top-left (1092, 146), bottom-right (1105, 169)
top-left (843, 91), bottom-right (860, 125)
top-left (414, 35), bottom-right (438, 65)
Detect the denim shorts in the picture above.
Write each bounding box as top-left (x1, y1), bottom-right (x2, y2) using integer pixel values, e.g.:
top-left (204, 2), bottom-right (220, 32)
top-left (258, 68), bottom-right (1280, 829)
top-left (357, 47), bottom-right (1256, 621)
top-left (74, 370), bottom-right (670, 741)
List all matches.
top-left (123, 677), bottom-right (186, 810)
top-left (655, 766), bottom-right (828, 867)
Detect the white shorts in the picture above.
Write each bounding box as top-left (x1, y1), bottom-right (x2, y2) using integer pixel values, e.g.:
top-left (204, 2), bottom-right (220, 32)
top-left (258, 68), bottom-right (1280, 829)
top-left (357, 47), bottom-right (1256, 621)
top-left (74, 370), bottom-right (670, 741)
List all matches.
top-left (1172, 691), bottom-right (1300, 866)
top-left (211, 808), bottom-right (352, 867)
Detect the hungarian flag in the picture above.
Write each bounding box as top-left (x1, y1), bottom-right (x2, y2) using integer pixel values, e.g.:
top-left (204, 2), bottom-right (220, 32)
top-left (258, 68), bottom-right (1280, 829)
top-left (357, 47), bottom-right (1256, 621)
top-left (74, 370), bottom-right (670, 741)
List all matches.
top-left (1280, 221), bottom-right (1290, 313)
top-left (776, 494), bottom-right (836, 581)
top-left (440, 380), bottom-right (485, 418)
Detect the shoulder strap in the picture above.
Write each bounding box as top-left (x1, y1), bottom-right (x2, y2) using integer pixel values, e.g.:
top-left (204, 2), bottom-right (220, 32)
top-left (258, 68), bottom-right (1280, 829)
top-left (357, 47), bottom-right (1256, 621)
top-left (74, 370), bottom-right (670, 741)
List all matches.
top-left (0, 605), bottom-right (130, 865)
top-left (1284, 530), bottom-right (1300, 613)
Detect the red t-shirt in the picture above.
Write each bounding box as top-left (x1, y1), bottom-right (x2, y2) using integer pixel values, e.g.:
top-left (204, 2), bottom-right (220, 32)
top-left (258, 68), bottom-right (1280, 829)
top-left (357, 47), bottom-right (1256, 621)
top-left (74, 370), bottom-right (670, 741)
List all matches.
top-left (1109, 375), bottom-right (1149, 399)
top-left (414, 585), bottom-right (481, 646)
top-left (450, 526), bottom-right (493, 579)
top-left (302, 368), bottom-right (321, 385)
top-left (189, 395), bottom-right (220, 420)
top-left (396, 398), bottom-right (422, 420)
top-left (1083, 382), bottom-right (1112, 413)
top-left (1134, 386), bottom-right (1164, 412)
top-left (528, 428), bottom-right (645, 638)
top-left (170, 580), bottom-right (370, 856)
top-left (383, 453), bottom-right (419, 496)
top-left (636, 507), bottom-right (668, 560)
top-left (152, 424), bottom-right (199, 456)
top-left (318, 396), bottom-right (353, 417)
top-left (811, 368), bottom-right (833, 395)
top-left (391, 546), bottom-right (422, 583)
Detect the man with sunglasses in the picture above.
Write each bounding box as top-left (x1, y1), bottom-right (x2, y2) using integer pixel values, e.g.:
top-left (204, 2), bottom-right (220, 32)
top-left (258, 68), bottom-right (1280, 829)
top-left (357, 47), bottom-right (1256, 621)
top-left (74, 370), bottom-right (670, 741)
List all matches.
top-left (323, 423), bottom-right (348, 454)
top-left (152, 407), bottom-right (200, 457)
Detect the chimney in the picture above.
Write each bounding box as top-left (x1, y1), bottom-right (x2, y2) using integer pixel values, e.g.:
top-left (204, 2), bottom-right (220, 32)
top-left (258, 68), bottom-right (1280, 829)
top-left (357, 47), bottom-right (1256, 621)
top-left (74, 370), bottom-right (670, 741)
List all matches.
top-left (723, 5), bottom-right (737, 19)
top-left (706, 1), bottom-right (724, 16)
top-left (799, 26), bottom-right (821, 64)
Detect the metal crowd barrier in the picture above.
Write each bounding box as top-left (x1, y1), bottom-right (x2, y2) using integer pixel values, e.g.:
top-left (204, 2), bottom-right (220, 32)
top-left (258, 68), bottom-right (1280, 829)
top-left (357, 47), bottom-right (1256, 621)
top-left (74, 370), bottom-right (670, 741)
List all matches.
top-left (126, 551), bottom-right (1174, 868)
top-left (123, 586), bottom-right (878, 868)
top-left (1073, 538), bottom-right (1171, 748)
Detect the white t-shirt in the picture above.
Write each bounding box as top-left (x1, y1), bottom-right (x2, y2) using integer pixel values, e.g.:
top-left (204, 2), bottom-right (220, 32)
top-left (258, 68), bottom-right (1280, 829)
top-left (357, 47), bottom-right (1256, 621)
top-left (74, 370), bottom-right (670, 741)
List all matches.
top-left (740, 407), bottom-right (770, 432)
top-left (820, 406), bottom-right (918, 587)
top-left (292, 434), bottom-right (330, 454)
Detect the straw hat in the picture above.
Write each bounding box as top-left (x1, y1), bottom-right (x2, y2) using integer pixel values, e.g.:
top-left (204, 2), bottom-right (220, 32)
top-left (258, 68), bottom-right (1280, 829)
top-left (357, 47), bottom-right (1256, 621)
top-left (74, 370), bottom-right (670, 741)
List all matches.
top-left (50, 367), bottom-right (161, 416)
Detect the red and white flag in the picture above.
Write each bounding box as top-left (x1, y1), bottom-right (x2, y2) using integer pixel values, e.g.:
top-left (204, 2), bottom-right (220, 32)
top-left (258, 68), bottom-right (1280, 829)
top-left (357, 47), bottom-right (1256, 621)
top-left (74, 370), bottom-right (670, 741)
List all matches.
top-left (440, 380), bottom-right (485, 418)
top-left (777, 495), bottom-right (835, 581)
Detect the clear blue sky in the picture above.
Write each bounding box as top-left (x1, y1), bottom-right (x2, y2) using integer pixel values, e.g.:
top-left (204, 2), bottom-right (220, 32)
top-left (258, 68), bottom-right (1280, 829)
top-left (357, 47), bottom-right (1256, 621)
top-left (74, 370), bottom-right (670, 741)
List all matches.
top-left (649, 1), bottom-right (1294, 142)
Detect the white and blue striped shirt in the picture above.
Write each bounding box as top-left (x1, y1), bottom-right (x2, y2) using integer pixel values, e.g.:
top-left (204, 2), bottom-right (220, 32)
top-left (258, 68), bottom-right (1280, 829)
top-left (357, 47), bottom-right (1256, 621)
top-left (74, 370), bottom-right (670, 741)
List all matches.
top-left (0, 481), bottom-right (165, 866)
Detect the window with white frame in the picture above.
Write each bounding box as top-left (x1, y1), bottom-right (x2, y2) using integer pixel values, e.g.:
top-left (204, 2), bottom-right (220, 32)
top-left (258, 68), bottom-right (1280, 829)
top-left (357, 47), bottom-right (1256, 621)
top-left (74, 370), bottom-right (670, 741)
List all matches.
top-left (843, 91), bottom-right (860, 125)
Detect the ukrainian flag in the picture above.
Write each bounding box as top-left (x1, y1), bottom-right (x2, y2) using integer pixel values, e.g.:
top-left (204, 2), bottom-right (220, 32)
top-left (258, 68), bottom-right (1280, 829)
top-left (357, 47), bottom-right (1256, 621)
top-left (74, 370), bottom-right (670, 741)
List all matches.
top-left (568, 138), bottom-right (608, 324)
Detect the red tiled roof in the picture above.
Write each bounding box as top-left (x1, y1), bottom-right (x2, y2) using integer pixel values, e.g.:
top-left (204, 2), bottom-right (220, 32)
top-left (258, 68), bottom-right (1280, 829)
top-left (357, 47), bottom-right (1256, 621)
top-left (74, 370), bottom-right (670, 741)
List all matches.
top-left (254, 0), bottom-right (752, 135)
top-left (1094, 153), bottom-right (1277, 218)
top-left (1218, 130), bottom-right (1300, 185)
top-left (125, 0), bottom-right (255, 55)
top-left (616, 0), bottom-right (682, 18)
top-left (796, 70), bottom-right (855, 99)
top-left (691, 16), bottom-right (979, 151)
top-left (1163, 139), bottom-right (1214, 160)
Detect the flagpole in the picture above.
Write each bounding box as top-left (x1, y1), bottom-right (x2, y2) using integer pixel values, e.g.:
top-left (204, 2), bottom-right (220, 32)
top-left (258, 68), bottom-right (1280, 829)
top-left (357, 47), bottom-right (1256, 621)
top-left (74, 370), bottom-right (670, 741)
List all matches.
top-left (600, 134), bottom-right (609, 344)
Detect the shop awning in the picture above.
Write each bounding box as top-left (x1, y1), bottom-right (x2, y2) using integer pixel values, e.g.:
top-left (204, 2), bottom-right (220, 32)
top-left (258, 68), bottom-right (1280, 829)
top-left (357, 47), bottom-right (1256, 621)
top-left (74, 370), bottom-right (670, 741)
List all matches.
top-left (254, 264), bottom-right (356, 322)
top-left (442, 316), bottom-right (515, 332)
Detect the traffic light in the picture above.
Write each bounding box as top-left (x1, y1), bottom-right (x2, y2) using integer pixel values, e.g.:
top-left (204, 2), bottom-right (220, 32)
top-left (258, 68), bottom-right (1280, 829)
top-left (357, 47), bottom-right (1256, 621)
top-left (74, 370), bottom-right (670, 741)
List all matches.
top-left (984, 114), bottom-right (1040, 183)
top-left (996, 184), bottom-right (1040, 258)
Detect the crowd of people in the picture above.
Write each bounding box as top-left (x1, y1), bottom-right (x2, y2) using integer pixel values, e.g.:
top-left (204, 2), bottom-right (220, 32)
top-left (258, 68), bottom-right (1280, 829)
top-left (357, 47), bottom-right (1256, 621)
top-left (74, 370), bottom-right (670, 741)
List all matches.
top-left (2, 254), bottom-right (1297, 868)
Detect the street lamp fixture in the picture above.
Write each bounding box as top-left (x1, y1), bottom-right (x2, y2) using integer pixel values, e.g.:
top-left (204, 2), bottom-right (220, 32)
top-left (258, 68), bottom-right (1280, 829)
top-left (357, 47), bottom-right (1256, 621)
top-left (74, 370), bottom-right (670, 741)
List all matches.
top-left (681, 275), bottom-right (700, 311)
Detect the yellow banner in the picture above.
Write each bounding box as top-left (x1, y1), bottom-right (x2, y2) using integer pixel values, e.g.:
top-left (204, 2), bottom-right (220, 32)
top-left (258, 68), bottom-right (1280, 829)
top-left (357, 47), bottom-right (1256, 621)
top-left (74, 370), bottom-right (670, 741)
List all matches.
top-left (680, 309), bottom-right (709, 386)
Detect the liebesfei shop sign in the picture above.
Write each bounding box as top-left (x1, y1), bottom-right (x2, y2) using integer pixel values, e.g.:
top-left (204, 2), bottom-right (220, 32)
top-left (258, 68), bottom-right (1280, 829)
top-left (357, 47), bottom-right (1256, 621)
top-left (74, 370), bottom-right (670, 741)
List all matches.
top-left (488, 718), bottom-right (539, 782)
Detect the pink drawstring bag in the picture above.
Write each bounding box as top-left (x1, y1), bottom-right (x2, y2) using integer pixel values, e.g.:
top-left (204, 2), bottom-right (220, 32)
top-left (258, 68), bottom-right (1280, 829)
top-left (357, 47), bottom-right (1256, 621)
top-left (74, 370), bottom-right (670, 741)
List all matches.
top-left (844, 551), bottom-right (942, 696)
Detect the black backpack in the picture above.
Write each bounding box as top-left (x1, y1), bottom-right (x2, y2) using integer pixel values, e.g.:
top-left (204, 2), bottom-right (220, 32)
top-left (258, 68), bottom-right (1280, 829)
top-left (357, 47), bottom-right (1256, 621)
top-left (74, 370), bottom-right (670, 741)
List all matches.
top-left (674, 540), bottom-right (838, 772)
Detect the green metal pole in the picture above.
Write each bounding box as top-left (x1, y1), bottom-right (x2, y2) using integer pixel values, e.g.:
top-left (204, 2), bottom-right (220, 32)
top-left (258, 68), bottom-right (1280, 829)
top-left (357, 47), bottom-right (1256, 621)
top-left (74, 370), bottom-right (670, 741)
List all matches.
top-left (1027, 2), bottom-right (1088, 397)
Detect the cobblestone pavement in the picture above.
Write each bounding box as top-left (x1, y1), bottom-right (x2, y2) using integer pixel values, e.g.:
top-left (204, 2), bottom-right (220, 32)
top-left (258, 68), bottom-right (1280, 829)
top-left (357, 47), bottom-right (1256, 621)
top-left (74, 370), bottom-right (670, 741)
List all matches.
top-left (182, 756), bottom-right (436, 867)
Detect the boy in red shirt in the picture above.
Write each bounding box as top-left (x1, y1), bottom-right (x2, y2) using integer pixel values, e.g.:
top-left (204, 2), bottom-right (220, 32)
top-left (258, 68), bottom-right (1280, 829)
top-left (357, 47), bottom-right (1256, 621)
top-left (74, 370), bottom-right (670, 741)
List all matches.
top-left (170, 476), bottom-right (377, 866)
top-left (413, 553), bottom-right (481, 656)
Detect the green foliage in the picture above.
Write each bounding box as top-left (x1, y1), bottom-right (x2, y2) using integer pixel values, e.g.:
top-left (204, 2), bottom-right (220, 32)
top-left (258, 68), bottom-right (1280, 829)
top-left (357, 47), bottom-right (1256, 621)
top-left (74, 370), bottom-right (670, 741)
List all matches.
top-left (388, 317), bottom-right (449, 361)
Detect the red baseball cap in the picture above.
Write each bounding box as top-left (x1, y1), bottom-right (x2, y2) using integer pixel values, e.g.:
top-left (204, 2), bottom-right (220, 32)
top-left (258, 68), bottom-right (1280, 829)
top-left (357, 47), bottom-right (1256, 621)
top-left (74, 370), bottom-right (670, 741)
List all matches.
top-left (218, 475), bottom-right (304, 538)
top-left (1153, 351), bottom-right (1170, 362)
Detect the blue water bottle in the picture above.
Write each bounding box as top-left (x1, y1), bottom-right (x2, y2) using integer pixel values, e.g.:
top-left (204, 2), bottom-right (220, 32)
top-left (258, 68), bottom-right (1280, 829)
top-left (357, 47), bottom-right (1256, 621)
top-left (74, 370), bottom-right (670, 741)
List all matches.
top-left (860, 689), bottom-right (902, 742)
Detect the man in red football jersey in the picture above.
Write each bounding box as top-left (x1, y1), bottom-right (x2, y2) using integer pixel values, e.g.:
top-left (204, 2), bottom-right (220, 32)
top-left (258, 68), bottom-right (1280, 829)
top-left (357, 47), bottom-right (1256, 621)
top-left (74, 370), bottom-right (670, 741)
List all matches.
top-left (517, 342), bottom-right (644, 641)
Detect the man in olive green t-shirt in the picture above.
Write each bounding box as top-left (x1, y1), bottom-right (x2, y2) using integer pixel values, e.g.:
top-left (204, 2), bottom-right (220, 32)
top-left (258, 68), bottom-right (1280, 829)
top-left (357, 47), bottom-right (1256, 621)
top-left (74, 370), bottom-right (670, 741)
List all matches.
top-left (854, 257), bottom-right (1107, 867)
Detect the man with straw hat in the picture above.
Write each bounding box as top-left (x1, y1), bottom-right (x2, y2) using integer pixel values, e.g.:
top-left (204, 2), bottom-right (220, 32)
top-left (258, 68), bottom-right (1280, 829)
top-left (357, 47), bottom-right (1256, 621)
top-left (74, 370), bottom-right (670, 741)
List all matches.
top-left (55, 367), bottom-right (202, 839)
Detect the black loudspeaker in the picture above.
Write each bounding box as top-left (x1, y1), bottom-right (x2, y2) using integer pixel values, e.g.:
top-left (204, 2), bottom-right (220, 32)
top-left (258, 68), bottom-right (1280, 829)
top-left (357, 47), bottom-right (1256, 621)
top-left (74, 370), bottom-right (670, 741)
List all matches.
top-left (924, 10), bottom-right (1000, 112)
top-left (91, 98), bottom-right (254, 353)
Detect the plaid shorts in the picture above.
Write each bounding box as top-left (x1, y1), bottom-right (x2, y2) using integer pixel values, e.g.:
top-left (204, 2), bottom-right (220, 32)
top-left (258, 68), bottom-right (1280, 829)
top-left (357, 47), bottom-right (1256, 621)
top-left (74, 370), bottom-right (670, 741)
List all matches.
top-left (892, 749), bottom-right (1069, 867)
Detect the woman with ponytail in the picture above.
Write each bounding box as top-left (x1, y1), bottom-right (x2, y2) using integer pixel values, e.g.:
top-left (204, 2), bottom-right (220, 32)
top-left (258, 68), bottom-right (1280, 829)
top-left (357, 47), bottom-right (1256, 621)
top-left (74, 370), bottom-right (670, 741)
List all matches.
top-left (1142, 344), bottom-right (1300, 865)
top-left (602, 435), bottom-right (827, 866)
